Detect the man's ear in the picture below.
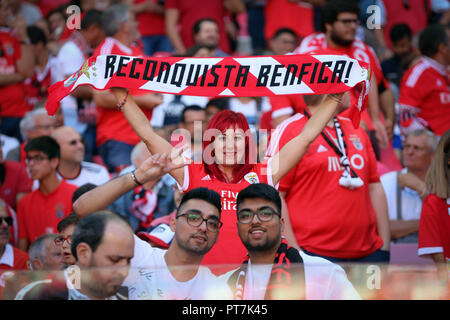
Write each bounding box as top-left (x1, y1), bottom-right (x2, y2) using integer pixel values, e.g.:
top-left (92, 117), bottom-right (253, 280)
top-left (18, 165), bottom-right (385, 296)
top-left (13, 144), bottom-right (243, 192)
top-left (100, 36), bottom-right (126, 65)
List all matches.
top-left (50, 157), bottom-right (59, 170)
top-left (170, 216), bottom-right (176, 232)
top-left (31, 258), bottom-right (42, 271)
top-left (75, 243), bottom-right (92, 267)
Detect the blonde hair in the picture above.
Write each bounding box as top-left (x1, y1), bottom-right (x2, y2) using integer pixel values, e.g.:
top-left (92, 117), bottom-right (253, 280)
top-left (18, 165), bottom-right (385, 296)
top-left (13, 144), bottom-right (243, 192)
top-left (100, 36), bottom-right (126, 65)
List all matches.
top-left (425, 129), bottom-right (450, 198)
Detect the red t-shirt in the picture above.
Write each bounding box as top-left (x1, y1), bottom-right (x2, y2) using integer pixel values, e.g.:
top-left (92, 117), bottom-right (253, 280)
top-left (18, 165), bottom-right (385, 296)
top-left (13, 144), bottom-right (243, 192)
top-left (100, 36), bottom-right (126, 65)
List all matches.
top-left (0, 161), bottom-right (33, 210)
top-left (180, 162), bottom-right (274, 274)
top-left (418, 194), bottom-right (450, 261)
top-left (0, 29), bottom-right (30, 117)
top-left (93, 37), bottom-right (153, 147)
top-left (165, 0), bottom-right (230, 54)
top-left (264, 0), bottom-right (314, 40)
top-left (135, 0), bottom-right (166, 37)
top-left (398, 57), bottom-right (450, 137)
top-left (17, 180), bottom-right (77, 244)
top-left (295, 33), bottom-right (389, 130)
top-left (266, 113), bottom-right (383, 258)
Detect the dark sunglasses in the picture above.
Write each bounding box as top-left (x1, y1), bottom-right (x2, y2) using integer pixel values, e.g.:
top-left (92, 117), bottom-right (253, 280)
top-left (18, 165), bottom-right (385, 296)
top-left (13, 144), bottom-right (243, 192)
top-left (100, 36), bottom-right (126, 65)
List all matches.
top-left (0, 217), bottom-right (13, 226)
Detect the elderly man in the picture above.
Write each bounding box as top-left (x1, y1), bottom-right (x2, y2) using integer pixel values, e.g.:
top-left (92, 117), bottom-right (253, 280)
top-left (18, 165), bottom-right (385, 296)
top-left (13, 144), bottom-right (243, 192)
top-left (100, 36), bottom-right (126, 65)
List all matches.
top-left (6, 108), bottom-right (57, 163)
top-left (51, 126), bottom-right (110, 187)
top-left (380, 129), bottom-right (438, 243)
top-left (28, 234), bottom-right (63, 271)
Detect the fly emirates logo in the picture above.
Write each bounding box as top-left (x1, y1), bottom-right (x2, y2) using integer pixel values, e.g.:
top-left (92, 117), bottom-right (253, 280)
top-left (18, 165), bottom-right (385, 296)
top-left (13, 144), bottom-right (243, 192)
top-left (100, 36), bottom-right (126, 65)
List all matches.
top-left (221, 190), bottom-right (238, 212)
top-left (328, 154), bottom-right (365, 172)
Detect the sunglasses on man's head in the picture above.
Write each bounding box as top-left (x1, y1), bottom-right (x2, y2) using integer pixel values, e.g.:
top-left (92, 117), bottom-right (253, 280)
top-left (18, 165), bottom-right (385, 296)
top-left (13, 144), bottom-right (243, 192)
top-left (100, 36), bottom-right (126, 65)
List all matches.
top-left (0, 217), bottom-right (13, 226)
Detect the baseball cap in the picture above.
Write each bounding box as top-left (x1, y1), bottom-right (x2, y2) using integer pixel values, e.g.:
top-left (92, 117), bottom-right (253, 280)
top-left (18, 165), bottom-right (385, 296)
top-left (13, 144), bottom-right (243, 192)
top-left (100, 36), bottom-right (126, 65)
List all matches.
top-left (137, 224), bottom-right (175, 249)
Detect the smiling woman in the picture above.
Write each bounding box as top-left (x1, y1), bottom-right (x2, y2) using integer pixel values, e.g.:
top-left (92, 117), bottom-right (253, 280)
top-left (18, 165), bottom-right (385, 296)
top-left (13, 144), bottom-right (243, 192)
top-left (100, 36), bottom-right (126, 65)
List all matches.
top-left (112, 87), bottom-right (346, 274)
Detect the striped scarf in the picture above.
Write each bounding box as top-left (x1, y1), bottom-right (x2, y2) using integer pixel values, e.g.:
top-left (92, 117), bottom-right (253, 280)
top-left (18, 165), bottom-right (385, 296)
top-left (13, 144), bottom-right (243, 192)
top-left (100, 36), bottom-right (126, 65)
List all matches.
top-left (228, 239), bottom-right (305, 300)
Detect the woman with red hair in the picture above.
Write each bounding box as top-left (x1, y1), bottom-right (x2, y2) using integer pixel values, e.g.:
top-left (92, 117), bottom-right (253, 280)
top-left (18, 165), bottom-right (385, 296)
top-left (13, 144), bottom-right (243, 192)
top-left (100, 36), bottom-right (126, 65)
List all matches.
top-left (112, 88), bottom-right (347, 274)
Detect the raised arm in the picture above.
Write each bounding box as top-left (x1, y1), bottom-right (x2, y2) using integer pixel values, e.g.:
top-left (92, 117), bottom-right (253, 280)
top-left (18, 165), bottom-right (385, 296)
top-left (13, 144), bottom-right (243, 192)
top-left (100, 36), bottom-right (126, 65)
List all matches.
top-left (270, 93), bottom-right (344, 186)
top-left (111, 88), bottom-right (185, 186)
top-left (73, 152), bottom-right (190, 219)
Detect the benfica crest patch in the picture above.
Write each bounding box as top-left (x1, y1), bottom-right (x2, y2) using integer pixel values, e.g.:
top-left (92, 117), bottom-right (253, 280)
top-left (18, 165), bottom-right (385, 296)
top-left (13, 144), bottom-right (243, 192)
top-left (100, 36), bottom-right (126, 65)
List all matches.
top-left (244, 172), bottom-right (259, 184)
top-left (349, 134), bottom-right (363, 150)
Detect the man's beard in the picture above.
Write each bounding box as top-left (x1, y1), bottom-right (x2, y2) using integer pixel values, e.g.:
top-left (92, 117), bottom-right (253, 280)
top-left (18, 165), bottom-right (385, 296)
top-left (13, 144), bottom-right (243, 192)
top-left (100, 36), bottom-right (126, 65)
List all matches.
top-left (330, 29), bottom-right (353, 47)
top-left (243, 236), bottom-right (280, 253)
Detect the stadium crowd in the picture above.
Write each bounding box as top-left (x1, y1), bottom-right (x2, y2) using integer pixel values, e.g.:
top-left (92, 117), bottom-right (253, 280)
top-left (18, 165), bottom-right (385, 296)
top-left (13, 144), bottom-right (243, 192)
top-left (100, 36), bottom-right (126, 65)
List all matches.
top-left (0, 0), bottom-right (449, 300)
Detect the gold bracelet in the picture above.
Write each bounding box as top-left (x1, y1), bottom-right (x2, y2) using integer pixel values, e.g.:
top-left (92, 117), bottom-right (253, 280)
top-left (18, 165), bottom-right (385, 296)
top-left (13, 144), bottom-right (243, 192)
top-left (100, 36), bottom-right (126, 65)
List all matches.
top-left (117, 90), bottom-right (129, 112)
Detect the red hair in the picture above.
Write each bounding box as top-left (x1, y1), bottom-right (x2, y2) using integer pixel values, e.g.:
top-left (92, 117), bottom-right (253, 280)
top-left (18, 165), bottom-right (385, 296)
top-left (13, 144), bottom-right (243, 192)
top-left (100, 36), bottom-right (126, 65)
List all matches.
top-left (203, 110), bottom-right (256, 183)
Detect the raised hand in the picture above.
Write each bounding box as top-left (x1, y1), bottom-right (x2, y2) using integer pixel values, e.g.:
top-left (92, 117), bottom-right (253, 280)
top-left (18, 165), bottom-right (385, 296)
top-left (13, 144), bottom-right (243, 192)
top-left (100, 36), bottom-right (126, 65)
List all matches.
top-left (134, 147), bottom-right (192, 184)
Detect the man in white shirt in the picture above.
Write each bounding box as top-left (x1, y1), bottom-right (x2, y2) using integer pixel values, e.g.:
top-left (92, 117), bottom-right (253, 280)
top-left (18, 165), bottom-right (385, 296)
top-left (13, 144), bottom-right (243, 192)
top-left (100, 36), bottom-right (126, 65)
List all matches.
top-left (380, 129), bottom-right (438, 243)
top-left (223, 183), bottom-right (361, 300)
top-left (73, 152), bottom-right (232, 299)
top-left (51, 126), bottom-right (110, 187)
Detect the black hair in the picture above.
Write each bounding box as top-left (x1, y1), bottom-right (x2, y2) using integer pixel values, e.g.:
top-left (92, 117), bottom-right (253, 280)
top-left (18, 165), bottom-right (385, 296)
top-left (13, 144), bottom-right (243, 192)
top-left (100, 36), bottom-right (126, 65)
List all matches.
top-left (72, 183), bottom-right (97, 203)
top-left (25, 136), bottom-right (60, 159)
top-left (320, 0), bottom-right (360, 32)
top-left (177, 187), bottom-right (222, 217)
top-left (27, 26), bottom-right (47, 46)
top-left (70, 210), bottom-right (130, 260)
top-left (181, 105), bottom-right (205, 123)
top-left (419, 24), bottom-right (448, 57)
top-left (81, 9), bottom-right (103, 30)
top-left (272, 27), bottom-right (298, 40)
top-left (184, 44), bottom-right (214, 56)
top-left (57, 212), bottom-right (80, 233)
top-left (206, 98), bottom-right (229, 111)
top-left (192, 18), bottom-right (218, 35)
top-left (45, 6), bottom-right (65, 21)
top-left (390, 23), bottom-right (412, 43)
top-left (236, 183), bottom-right (282, 213)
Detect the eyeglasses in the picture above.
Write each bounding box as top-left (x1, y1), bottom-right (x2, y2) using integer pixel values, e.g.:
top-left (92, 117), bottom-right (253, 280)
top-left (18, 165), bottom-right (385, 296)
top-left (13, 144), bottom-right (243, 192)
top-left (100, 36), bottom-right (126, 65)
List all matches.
top-left (54, 235), bottom-right (72, 246)
top-left (336, 18), bottom-right (359, 25)
top-left (25, 155), bottom-right (49, 164)
top-left (237, 206), bottom-right (280, 224)
top-left (176, 210), bottom-right (223, 232)
top-left (0, 217), bottom-right (13, 226)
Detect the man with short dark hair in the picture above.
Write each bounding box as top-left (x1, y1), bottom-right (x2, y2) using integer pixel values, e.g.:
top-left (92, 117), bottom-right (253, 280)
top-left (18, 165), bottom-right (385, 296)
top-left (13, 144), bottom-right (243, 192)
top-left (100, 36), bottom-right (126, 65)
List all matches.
top-left (73, 152), bottom-right (232, 299)
top-left (16, 210), bottom-right (134, 300)
top-left (17, 136), bottom-right (78, 252)
top-left (224, 183), bottom-right (360, 300)
top-left (381, 23), bottom-right (414, 89)
top-left (295, 0), bottom-right (394, 146)
top-left (192, 18), bottom-right (227, 57)
top-left (399, 24), bottom-right (450, 137)
top-left (268, 27), bottom-right (299, 56)
top-left (176, 105), bottom-right (206, 162)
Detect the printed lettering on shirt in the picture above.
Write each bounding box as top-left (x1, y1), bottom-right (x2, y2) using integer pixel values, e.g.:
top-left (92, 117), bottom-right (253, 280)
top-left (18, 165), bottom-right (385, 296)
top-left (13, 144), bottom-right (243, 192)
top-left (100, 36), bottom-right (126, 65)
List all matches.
top-left (440, 92), bottom-right (450, 104)
top-left (221, 190), bottom-right (239, 212)
top-left (328, 156), bottom-right (343, 172)
top-left (350, 154), bottom-right (365, 170)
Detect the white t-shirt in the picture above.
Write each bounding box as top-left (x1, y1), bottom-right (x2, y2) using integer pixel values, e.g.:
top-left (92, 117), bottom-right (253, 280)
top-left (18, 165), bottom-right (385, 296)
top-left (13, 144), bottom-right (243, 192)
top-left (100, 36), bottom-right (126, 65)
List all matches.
top-left (222, 251), bottom-right (361, 300)
top-left (0, 134), bottom-right (19, 159)
top-left (380, 168), bottom-right (423, 221)
top-left (57, 161), bottom-right (111, 187)
top-left (124, 235), bottom-right (232, 300)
